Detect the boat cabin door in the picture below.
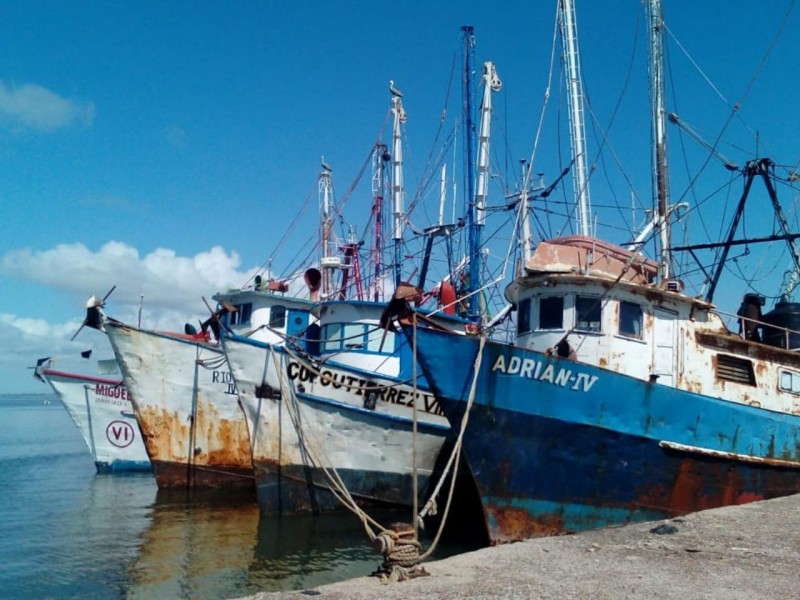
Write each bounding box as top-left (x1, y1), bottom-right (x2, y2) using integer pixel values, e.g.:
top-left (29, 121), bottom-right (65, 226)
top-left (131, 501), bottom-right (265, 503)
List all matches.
top-left (651, 308), bottom-right (676, 386)
top-left (286, 309), bottom-right (310, 341)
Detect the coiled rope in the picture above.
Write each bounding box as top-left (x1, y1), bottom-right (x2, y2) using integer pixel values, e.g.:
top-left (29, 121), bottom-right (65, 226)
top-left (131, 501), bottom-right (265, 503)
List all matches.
top-left (270, 317), bottom-right (487, 583)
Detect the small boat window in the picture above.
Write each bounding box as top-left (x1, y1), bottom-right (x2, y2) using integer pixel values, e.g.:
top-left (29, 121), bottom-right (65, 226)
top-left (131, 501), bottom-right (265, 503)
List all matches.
top-left (575, 296), bottom-right (601, 332)
top-left (716, 354), bottom-right (756, 386)
top-left (343, 323), bottom-right (366, 349)
top-left (539, 296), bottom-right (564, 330)
top-left (229, 303), bottom-right (253, 326)
top-left (322, 323), bottom-right (342, 352)
top-left (367, 326), bottom-right (395, 353)
top-left (518, 298), bottom-right (531, 334)
top-left (619, 301), bottom-right (643, 339)
top-left (269, 305), bottom-right (286, 329)
top-left (779, 369), bottom-right (800, 394)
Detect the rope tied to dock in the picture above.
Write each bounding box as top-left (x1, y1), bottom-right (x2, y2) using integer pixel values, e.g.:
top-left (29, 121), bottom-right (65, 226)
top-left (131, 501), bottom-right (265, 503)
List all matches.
top-left (373, 526), bottom-right (426, 584)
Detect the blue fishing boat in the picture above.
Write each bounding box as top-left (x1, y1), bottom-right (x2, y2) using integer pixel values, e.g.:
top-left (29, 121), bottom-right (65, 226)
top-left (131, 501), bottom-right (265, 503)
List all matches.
top-left (400, 0), bottom-right (800, 544)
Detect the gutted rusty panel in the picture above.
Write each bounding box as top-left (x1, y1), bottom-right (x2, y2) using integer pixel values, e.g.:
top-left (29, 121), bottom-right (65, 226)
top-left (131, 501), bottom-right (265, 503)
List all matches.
top-left (151, 459), bottom-right (254, 491)
top-left (696, 331), bottom-right (800, 368)
top-left (485, 506), bottom-right (564, 544)
top-left (136, 403), bottom-right (253, 489)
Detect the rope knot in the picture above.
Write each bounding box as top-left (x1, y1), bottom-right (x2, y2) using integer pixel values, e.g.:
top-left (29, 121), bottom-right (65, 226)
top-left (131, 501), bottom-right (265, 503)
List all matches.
top-left (372, 524), bottom-right (427, 584)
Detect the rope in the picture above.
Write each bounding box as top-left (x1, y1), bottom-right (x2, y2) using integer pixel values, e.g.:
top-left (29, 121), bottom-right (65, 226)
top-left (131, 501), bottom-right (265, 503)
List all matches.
top-left (372, 527), bottom-right (425, 584)
top-left (259, 315), bottom-right (488, 580)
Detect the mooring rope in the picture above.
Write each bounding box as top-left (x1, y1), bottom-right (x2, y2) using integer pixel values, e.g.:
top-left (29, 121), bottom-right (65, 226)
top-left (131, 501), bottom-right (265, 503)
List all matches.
top-left (262, 318), bottom-right (488, 583)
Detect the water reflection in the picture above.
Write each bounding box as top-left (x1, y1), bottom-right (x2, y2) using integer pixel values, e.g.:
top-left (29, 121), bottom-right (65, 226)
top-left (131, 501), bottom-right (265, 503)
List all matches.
top-left (129, 490), bottom-right (260, 599)
top-left (248, 510), bottom-right (394, 593)
top-left (130, 491), bottom-right (448, 598)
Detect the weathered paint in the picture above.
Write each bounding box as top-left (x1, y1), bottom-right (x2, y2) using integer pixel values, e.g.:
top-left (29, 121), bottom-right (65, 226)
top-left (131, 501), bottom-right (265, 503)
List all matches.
top-left (106, 323), bottom-right (254, 490)
top-left (222, 299), bottom-right (458, 514)
top-left (410, 324), bottom-right (800, 544)
top-left (40, 368), bottom-right (151, 473)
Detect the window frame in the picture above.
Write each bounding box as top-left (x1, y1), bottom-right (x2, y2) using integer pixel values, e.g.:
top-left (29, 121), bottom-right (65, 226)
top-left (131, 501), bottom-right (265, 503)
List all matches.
top-left (517, 298), bottom-right (531, 334)
top-left (575, 296), bottom-right (602, 333)
top-left (618, 300), bottom-right (644, 340)
top-left (538, 296), bottom-right (565, 331)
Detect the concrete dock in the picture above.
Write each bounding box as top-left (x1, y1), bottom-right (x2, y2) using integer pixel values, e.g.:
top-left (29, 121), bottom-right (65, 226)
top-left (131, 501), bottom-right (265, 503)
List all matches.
top-left (240, 494), bottom-right (800, 599)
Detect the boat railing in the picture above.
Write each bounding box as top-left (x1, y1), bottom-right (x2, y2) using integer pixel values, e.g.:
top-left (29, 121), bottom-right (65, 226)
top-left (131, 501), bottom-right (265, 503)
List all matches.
top-left (713, 307), bottom-right (800, 351)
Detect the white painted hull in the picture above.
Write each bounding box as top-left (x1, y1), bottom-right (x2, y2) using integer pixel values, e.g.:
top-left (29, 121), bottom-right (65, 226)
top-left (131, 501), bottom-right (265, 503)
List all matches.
top-left (105, 323), bottom-right (254, 490)
top-left (223, 335), bottom-right (449, 513)
top-left (42, 369), bottom-right (151, 473)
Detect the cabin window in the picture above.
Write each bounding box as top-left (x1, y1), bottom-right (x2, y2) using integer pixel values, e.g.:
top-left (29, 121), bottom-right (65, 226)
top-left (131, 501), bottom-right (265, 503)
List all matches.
top-left (779, 369), bottom-right (800, 394)
top-left (518, 298), bottom-right (531, 334)
top-left (269, 305), bottom-right (286, 329)
top-left (539, 296), bottom-right (564, 330)
top-left (716, 354), bottom-right (756, 386)
top-left (343, 323), bottom-right (366, 349)
top-left (619, 301), bottom-right (643, 339)
top-left (367, 326), bottom-right (395, 353)
top-left (322, 323), bottom-right (342, 352)
top-left (575, 296), bottom-right (602, 332)
top-left (229, 303), bottom-right (253, 326)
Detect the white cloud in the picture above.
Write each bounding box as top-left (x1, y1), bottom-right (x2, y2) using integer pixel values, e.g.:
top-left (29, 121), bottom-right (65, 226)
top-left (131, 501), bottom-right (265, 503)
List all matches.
top-left (0, 82), bottom-right (95, 131)
top-left (2, 241), bottom-right (257, 313)
top-left (0, 242), bottom-right (267, 394)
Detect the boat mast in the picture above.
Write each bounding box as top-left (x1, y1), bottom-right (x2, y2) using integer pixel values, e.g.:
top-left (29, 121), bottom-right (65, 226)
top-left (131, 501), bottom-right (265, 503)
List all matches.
top-left (390, 83), bottom-right (407, 288)
top-left (371, 144), bottom-right (389, 301)
top-left (647, 0), bottom-right (672, 280)
top-left (559, 0), bottom-right (592, 237)
top-left (462, 25), bottom-right (479, 319)
top-left (468, 60), bottom-right (502, 320)
top-left (319, 160), bottom-right (337, 297)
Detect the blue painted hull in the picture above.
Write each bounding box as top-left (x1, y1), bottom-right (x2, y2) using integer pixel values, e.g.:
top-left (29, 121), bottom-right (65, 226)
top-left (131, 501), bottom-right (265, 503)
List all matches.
top-left (408, 326), bottom-right (800, 543)
top-left (96, 460), bottom-right (152, 474)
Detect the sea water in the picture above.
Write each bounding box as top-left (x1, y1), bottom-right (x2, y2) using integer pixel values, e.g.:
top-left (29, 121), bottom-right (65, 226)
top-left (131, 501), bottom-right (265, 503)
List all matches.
top-left (0, 394), bottom-right (482, 599)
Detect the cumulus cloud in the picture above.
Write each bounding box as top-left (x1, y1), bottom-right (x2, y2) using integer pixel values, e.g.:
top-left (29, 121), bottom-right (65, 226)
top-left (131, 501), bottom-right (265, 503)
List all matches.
top-left (0, 82), bottom-right (95, 131)
top-left (0, 241), bottom-right (320, 393)
top-left (1, 241), bottom-right (257, 313)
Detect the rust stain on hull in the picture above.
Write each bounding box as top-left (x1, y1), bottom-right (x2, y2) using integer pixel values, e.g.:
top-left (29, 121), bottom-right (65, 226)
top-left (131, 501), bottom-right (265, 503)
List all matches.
top-left (486, 506), bottom-right (564, 544)
top-left (137, 403), bottom-right (253, 490)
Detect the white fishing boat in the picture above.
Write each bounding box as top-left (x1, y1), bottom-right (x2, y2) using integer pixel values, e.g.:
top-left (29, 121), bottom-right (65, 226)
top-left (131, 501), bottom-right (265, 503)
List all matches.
top-left (83, 284), bottom-right (314, 491)
top-left (34, 358), bottom-right (151, 473)
top-left (222, 293), bottom-right (463, 513)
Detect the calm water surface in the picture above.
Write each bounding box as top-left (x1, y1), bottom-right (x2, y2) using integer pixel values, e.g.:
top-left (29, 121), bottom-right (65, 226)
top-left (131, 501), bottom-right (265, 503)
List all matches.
top-left (0, 394), bottom-right (481, 599)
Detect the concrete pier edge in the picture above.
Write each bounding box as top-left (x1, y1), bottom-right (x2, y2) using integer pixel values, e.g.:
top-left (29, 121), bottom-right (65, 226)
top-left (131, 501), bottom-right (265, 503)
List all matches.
top-left (238, 493), bottom-right (800, 599)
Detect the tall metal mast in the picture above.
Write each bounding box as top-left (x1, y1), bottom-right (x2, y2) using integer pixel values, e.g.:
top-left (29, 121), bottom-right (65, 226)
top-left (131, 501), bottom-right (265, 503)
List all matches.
top-left (371, 144), bottom-right (388, 301)
top-left (468, 61), bottom-right (502, 320)
top-left (461, 25), bottom-right (479, 319)
top-left (318, 160), bottom-right (337, 297)
top-left (647, 0), bottom-right (672, 280)
top-left (559, 0), bottom-right (592, 237)
top-left (390, 83), bottom-right (407, 288)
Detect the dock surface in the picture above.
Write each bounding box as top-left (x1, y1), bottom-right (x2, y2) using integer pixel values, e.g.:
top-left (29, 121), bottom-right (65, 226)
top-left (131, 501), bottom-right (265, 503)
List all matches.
top-left (240, 493), bottom-right (800, 599)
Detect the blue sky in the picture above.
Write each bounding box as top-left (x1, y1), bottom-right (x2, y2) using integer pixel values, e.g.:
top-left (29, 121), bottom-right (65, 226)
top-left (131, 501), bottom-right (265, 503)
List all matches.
top-left (3, 0), bottom-right (800, 393)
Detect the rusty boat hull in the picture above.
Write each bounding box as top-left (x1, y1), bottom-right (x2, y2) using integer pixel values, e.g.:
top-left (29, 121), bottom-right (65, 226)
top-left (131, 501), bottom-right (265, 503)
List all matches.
top-left (105, 322), bottom-right (254, 491)
top-left (408, 325), bottom-right (800, 544)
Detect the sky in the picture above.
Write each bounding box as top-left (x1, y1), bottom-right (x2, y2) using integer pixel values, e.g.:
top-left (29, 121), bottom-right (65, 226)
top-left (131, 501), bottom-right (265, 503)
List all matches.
top-left (3, 0), bottom-right (800, 393)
